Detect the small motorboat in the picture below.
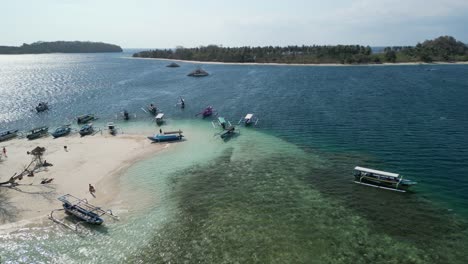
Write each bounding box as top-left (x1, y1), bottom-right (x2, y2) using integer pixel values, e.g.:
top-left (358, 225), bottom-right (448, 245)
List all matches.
top-left (353, 166), bottom-right (417, 192)
top-left (79, 123), bottom-right (94, 137)
top-left (196, 106), bottom-right (215, 118)
top-left (155, 113), bottom-right (165, 125)
top-left (36, 102), bottom-right (49, 112)
top-left (238, 113), bottom-right (259, 126)
top-left (146, 104), bottom-right (158, 116)
top-left (77, 114), bottom-right (95, 124)
top-left (187, 67), bottom-right (209, 77)
top-left (0, 129), bottom-right (19, 142)
top-left (51, 125), bottom-right (71, 138)
top-left (107, 122), bottom-right (117, 135)
top-left (147, 131), bottom-right (183, 142)
top-left (166, 62), bottom-right (180, 67)
top-left (26, 126), bottom-right (49, 140)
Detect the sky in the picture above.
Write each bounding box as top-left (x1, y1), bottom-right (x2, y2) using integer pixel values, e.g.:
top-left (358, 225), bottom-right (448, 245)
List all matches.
top-left (1, 0), bottom-right (468, 48)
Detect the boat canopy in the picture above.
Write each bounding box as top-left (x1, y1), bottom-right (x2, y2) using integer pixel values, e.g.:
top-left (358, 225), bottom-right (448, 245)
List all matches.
top-left (156, 113), bottom-right (164, 119)
top-left (354, 166), bottom-right (399, 178)
top-left (245, 114), bottom-right (253, 120)
top-left (218, 117), bottom-right (226, 124)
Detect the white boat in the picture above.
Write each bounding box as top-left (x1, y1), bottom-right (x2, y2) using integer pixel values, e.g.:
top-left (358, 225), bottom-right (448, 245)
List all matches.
top-left (238, 113), bottom-right (258, 126)
top-left (155, 113), bottom-right (165, 125)
top-left (353, 166), bottom-right (417, 192)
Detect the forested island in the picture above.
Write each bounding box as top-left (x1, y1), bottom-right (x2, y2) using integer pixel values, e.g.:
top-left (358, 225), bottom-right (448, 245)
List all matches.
top-left (0, 41), bottom-right (123, 54)
top-left (133, 36), bottom-right (468, 64)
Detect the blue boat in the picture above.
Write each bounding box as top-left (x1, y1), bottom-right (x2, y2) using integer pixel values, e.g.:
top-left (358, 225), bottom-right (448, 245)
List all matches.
top-left (147, 131), bottom-right (183, 142)
top-left (79, 123), bottom-right (94, 137)
top-left (51, 125), bottom-right (71, 138)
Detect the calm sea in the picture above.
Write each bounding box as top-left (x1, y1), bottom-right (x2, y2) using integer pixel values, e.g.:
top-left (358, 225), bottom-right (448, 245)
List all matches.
top-left (0, 52), bottom-right (467, 263)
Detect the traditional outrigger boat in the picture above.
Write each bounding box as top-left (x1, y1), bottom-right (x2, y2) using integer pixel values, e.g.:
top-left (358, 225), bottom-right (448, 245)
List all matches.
top-left (0, 129), bottom-right (18, 142)
top-left (147, 130), bottom-right (183, 142)
top-left (77, 114), bottom-right (95, 124)
top-left (51, 125), bottom-right (71, 138)
top-left (36, 102), bottom-right (49, 112)
top-left (155, 113), bottom-right (165, 125)
top-left (353, 166), bottom-right (417, 192)
top-left (26, 126), bottom-right (49, 140)
top-left (107, 122), bottom-right (117, 135)
top-left (219, 126), bottom-right (238, 139)
top-left (196, 106), bottom-right (215, 118)
top-left (143, 104), bottom-right (159, 116)
top-left (187, 67), bottom-right (209, 77)
top-left (50, 194), bottom-right (118, 232)
top-left (238, 113), bottom-right (259, 126)
top-left (79, 123), bottom-right (94, 137)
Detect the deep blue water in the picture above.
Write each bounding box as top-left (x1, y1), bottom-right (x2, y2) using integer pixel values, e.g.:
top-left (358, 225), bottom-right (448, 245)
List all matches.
top-left (1, 52), bottom-right (468, 263)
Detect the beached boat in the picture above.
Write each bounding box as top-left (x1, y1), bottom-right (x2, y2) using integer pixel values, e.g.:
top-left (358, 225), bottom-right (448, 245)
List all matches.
top-left (0, 129), bottom-right (18, 142)
top-left (196, 106), bottom-right (215, 118)
top-left (50, 194), bottom-right (118, 231)
top-left (155, 113), bottom-right (165, 125)
top-left (238, 113), bottom-right (259, 126)
top-left (77, 114), bottom-right (95, 124)
top-left (187, 67), bottom-right (209, 77)
top-left (36, 102), bottom-right (48, 112)
top-left (26, 126), bottom-right (49, 140)
top-left (79, 123), bottom-right (94, 136)
top-left (353, 166), bottom-right (417, 192)
top-left (167, 62), bottom-right (180, 67)
top-left (147, 130), bottom-right (183, 142)
top-left (51, 125), bottom-right (71, 138)
top-left (107, 122), bottom-right (117, 135)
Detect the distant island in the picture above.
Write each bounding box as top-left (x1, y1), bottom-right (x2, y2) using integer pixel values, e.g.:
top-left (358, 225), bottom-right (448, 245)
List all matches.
top-left (133, 36), bottom-right (468, 64)
top-left (0, 41), bottom-right (123, 54)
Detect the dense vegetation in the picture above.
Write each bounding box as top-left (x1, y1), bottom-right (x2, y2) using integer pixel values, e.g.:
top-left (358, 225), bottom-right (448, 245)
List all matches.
top-left (133, 36), bottom-right (468, 64)
top-left (0, 41), bottom-right (122, 54)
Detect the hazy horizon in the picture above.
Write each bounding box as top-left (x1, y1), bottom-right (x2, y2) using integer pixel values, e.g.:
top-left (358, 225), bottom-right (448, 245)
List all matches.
top-left (1, 0), bottom-right (468, 49)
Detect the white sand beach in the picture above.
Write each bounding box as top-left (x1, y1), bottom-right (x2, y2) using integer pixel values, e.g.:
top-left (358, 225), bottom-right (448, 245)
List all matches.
top-left (0, 133), bottom-right (168, 225)
top-left (131, 56), bottom-right (468, 67)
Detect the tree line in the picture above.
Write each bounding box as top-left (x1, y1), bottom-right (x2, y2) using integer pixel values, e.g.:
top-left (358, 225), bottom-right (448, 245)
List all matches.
top-left (0, 41), bottom-right (123, 54)
top-left (133, 36), bottom-right (468, 64)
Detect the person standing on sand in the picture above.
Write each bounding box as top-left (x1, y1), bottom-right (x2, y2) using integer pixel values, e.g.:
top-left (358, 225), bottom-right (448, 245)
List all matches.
top-left (89, 184), bottom-right (96, 196)
top-left (2, 147), bottom-right (6, 157)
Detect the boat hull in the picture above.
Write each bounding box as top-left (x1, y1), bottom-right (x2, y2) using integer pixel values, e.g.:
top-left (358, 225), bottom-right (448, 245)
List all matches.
top-left (52, 128), bottom-right (71, 138)
top-left (354, 175), bottom-right (415, 191)
top-left (77, 115), bottom-right (94, 124)
top-left (0, 130), bottom-right (18, 142)
top-left (63, 203), bottom-right (103, 225)
top-left (147, 134), bottom-right (183, 142)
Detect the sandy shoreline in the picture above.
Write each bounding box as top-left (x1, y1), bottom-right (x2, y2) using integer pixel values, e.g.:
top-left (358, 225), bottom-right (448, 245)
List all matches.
top-left (130, 56), bottom-right (468, 67)
top-left (0, 133), bottom-right (169, 227)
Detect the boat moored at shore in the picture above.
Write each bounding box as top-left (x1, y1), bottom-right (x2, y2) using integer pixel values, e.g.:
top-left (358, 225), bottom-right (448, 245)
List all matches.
top-left (79, 123), bottom-right (94, 137)
top-left (51, 125), bottom-right (71, 138)
top-left (238, 113), bottom-right (259, 126)
top-left (0, 129), bottom-right (19, 142)
top-left (353, 166), bottom-right (417, 192)
top-left (26, 126), bottom-right (49, 140)
top-left (147, 130), bottom-right (183, 142)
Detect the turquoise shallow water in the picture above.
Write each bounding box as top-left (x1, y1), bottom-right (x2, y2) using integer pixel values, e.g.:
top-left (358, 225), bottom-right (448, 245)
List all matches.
top-left (1, 53), bottom-right (468, 263)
